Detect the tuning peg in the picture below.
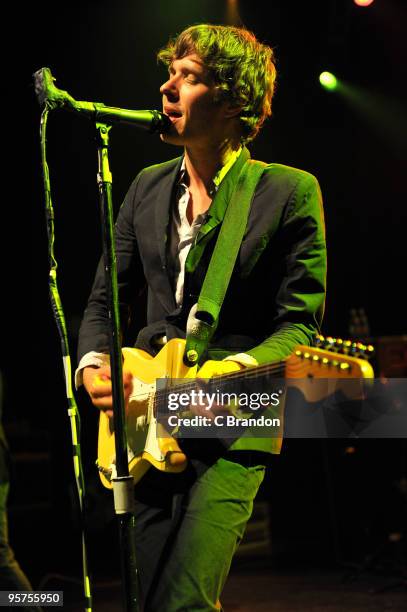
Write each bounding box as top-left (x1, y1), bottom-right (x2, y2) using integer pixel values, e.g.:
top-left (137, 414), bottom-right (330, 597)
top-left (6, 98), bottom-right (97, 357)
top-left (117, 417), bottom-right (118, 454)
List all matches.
top-left (342, 340), bottom-right (352, 354)
top-left (351, 341), bottom-right (373, 358)
top-left (356, 343), bottom-right (375, 360)
top-left (366, 344), bottom-right (375, 357)
top-left (313, 334), bottom-right (325, 347)
top-left (312, 334), bottom-right (374, 360)
top-left (328, 336), bottom-right (343, 353)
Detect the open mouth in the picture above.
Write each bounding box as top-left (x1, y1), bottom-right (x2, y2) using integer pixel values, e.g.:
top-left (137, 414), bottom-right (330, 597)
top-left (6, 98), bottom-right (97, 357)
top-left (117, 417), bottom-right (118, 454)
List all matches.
top-left (165, 109), bottom-right (183, 122)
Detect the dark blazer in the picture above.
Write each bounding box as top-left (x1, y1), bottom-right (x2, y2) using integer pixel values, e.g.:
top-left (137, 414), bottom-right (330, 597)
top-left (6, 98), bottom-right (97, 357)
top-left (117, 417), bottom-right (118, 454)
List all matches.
top-left (78, 147), bottom-right (327, 453)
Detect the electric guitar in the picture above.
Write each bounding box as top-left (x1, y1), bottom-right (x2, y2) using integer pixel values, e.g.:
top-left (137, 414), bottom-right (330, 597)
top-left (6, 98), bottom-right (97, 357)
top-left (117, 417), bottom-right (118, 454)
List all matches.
top-left (97, 336), bottom-right (374, 489)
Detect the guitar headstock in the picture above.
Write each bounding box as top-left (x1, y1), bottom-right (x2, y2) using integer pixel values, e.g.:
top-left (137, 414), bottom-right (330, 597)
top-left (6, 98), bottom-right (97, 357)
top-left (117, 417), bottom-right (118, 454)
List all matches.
top-left (286, 344), bottom-right (374, 380)
top-left (285, 337), bottom-right (374, 402)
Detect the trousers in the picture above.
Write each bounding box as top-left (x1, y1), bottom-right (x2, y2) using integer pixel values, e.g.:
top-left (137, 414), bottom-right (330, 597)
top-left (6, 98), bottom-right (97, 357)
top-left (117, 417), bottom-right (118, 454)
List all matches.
top-left (133, 446), bottom-right (267, 612)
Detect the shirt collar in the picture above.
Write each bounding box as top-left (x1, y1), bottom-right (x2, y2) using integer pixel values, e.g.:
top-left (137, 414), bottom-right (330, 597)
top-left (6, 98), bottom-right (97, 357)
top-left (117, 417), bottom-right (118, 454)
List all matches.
top-left (177, 146), bottom-right (242, 195)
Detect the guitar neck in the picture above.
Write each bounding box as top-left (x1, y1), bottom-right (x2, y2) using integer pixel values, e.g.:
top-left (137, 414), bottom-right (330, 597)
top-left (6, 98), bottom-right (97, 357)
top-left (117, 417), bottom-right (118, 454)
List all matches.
top-left (152, 344), bottom-right (373, 408)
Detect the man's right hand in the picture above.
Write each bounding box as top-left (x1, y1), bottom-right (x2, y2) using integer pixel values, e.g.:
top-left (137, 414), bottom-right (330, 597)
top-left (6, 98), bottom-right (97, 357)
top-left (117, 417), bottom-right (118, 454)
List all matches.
top-left (82, 365), bottom-right (133, 418)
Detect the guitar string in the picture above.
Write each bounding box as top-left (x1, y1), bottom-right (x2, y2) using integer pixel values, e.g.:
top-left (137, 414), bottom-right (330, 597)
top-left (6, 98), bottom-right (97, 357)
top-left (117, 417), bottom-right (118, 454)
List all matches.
top-left (151, 361), bottom-right (287, 416)
top-left (127, 360), bottom-right (287, 403)
top-left (127, 349), bottom-right (355, 411)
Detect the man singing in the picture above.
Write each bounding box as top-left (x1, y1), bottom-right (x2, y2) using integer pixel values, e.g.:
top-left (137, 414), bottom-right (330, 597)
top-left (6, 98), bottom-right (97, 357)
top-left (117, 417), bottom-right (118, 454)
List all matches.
top-left (77, 24), bottom-right (326, 611)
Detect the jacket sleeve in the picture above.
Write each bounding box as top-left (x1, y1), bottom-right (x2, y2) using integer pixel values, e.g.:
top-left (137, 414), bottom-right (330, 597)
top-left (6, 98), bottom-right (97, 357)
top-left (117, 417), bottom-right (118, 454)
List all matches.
top-left (247, 172), bottom-right (327, 365)
top-left (77, 170), bottom-right (146, 362)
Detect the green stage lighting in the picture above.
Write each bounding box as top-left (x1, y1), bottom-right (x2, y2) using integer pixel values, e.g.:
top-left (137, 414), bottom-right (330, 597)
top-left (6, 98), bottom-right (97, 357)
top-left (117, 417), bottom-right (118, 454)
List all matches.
top-left (319, 71), bottom-right (338, 91)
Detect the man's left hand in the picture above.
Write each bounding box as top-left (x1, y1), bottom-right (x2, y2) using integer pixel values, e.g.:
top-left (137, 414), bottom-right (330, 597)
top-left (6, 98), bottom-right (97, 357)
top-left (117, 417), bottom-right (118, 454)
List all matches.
top-left (197, 360), bottom-right (244, 379)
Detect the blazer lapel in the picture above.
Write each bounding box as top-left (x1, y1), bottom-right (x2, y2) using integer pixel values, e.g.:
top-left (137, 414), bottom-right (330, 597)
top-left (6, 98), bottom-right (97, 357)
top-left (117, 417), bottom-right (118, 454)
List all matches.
top-left (155, 156), bottom-right (183, 265)
top-left (154, 156), bottom-right (183, 313)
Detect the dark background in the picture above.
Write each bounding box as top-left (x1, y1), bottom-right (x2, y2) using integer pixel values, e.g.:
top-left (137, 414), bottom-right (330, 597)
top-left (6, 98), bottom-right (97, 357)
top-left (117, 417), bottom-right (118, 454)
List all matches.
top-left (3, 0), bottom-right (406, 593)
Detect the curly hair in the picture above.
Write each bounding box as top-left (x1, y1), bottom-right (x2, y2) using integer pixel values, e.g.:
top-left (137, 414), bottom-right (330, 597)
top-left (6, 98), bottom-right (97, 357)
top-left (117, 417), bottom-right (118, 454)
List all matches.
top-left (157, 24), bottom-right (277, 143)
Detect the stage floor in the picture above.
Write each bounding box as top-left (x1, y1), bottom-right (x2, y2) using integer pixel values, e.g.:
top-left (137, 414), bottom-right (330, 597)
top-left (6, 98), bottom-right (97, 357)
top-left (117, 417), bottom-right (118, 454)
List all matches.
top-left (39, 562), bottom-right (406, 611)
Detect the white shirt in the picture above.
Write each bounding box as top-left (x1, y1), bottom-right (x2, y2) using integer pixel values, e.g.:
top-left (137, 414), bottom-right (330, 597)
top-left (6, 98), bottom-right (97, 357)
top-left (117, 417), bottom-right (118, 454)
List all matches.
top-left (168, 160), bottom-right (208, 307)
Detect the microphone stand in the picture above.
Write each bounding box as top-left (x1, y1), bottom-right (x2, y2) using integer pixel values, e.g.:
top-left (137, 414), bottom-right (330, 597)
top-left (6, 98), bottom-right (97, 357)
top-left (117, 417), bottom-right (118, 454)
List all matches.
top-left (95, 122), bottom-right (140, 612)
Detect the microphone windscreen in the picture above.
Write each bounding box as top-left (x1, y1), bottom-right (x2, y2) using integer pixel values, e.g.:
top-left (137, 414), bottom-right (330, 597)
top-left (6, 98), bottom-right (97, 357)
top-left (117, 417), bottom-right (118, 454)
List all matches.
top-left (32, 67), bottom-right (75, 110)
top-left (33, 68), bottom-right (48, 107)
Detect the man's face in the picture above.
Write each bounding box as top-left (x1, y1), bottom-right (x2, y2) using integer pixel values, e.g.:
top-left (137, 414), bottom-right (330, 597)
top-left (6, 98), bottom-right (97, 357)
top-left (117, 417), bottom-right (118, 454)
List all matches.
top-left (160, 53), bottom-right (228, 148)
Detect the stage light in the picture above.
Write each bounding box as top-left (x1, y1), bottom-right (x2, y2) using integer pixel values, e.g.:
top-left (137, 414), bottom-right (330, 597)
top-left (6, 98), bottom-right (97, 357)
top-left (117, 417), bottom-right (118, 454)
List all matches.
top-left (354, 0), bottom-right (374, 7)
top-left (319, 72), bottom-right (338, 91)
top-left (226, 0), bottom-right (241, 26)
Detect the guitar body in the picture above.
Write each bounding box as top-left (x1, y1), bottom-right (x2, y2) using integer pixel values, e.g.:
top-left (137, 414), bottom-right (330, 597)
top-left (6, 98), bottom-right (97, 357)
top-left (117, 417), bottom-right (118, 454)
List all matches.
top-left (97, 339), bottom-right (197, 489)
top-left (97, 338), bottom-right (374, 489)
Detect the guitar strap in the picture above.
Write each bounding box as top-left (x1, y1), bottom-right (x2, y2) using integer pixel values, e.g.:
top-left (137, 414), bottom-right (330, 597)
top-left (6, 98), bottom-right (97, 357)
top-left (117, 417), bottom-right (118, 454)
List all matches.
top-left (185, 158), bottom-right (267, 366)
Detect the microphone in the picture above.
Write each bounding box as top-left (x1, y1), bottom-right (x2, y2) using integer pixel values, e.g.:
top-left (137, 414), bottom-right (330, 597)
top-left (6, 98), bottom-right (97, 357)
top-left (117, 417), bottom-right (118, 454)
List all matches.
top-left (33, 67), bottom-right (171, 134)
